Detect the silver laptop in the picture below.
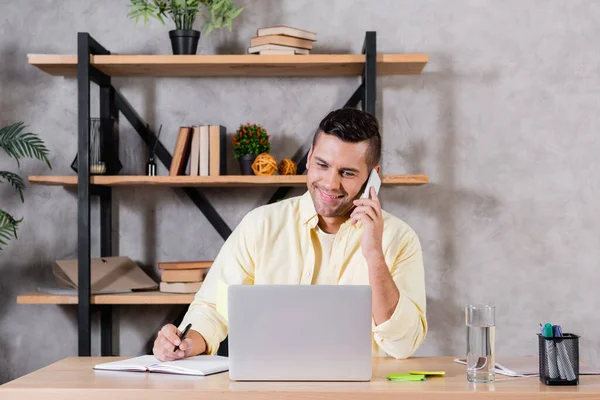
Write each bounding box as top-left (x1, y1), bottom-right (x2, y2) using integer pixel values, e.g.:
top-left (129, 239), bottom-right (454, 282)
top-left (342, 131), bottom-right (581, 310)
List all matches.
top-left (227, 284), bottom-right (372, 381)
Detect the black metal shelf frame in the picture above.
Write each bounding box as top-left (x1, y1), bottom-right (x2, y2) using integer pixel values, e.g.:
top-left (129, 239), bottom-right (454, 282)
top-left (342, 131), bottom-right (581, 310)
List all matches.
top-left (76, 31), bottom-right (377, 356)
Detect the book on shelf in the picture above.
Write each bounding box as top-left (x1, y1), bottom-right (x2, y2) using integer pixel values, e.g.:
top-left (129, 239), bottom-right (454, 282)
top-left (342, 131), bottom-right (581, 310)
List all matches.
top-left (209, 125), bottom-right (227, 176)
top-left (158, 261), bottom-right (213, 270)
top-left (199, 125), bottom-right (210, 176)
top-left (171, 125), bottom-right (227, 176)
top-left (248, 44), bottom-right (310, 54)
top-left (159, 281), bottom-right (203, 294)
top-left (259, 49), bottom-right (295, 55)
top-left (189, 126), bottom-right (201, 176)
top-left (162, 269), bottom-right (206, 283)
top-left (248, 44), bottom-right (310, 55)
top-left (250, 34), bottom-right (313, 50)
top-left (257, 25), bottom-right (317, 41)
top-left (248, 25), bottom-right (315, 55)
top-left (169, 126), bottom-right (193, 176)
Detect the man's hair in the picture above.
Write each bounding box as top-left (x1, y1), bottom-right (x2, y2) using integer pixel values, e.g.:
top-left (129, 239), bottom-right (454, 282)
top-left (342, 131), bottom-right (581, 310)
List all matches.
top-left (313, 107), bottom-right (381, 168)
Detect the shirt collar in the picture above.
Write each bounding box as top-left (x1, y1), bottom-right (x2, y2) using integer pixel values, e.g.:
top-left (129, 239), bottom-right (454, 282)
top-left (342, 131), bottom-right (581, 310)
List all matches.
top-left (299, 191), bottom-right (362, 231)
top-left (300, 191), bottom-right (319, 228)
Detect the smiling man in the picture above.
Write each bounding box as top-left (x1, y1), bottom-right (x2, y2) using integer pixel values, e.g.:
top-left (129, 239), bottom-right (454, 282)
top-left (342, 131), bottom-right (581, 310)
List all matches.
top-left (153, 108), bottom-right (427, 361)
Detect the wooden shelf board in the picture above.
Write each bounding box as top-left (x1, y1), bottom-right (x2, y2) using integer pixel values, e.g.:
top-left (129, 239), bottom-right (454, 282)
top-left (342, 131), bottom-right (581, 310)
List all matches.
top-left (17, 291), bottom-right (194, 305)
top-left (28, 174), bottom-right (429, 187)
top-left (28, 54), bottom-right (428, 77)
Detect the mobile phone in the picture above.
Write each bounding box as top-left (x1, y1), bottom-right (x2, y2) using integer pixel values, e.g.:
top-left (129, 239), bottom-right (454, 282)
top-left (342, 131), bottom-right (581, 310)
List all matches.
top-left (361, 169), bottom-right (381, 199)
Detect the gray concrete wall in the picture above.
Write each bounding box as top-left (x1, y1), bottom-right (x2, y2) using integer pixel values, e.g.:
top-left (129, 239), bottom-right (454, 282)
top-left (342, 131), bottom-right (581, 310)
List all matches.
top-left (1, 0), bottom-right (599, 383)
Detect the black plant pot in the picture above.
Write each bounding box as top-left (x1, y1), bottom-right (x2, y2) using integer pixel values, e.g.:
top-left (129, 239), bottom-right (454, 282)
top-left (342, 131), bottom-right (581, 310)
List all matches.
top-left (238, 154), bottom-right (257, 175)
top-left (169, 29), bottom-right (201, 55)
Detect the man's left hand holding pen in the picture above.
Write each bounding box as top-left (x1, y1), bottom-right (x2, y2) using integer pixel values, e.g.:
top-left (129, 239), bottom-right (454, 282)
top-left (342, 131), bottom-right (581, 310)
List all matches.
top-left (152, 323), bottom-right (207, 362)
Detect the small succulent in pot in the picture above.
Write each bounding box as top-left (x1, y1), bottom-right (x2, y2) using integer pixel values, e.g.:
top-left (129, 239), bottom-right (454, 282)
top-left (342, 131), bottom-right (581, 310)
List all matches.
top-left (232, 123), bottom-right (271, 175)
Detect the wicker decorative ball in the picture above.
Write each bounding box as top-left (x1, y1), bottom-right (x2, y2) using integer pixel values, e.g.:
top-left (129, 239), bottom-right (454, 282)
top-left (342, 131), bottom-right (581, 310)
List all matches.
top-left (252, 153), bottom-right (277, 176)
top-left (278, 158), bottom-right (297, 175)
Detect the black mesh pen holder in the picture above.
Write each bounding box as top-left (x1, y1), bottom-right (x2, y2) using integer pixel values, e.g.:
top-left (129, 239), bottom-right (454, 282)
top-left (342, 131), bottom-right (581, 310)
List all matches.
top-left (538, 333), bottom-right (579, 385)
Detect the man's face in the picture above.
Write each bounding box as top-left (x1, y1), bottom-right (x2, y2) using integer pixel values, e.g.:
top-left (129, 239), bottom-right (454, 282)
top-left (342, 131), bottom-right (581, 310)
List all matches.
top-left (306, 132), bottom-right (373, 218)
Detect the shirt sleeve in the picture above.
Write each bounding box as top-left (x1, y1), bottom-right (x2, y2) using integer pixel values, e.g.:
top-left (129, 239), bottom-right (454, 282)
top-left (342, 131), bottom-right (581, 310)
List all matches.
top-left (372, 229), bottom-right (427, 359)
top-left (178, 212), bottom-right (257, 355)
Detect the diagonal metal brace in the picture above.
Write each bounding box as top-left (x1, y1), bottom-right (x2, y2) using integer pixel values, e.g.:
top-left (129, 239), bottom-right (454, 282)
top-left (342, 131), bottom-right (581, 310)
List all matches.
top-left (113, 89), bottom-right (232, 240)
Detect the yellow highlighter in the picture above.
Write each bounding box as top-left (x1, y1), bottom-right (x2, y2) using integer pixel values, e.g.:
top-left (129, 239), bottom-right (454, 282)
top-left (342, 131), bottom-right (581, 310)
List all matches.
top-left (409, 370), bottom-right (445, 376)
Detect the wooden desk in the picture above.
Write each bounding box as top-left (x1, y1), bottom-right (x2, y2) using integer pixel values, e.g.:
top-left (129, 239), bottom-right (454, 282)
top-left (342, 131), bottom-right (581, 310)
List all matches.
top-left (2, 356), bottom-right (599, 399)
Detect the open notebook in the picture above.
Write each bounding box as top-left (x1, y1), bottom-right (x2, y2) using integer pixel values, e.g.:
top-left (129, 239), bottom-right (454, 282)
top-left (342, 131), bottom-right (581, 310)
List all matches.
top-left (94, 355), bottom-right (229, 376)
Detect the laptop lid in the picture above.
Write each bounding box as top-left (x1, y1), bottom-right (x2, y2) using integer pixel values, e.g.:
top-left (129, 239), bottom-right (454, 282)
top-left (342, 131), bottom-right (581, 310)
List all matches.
top-left (228, 284), bottom-right (372, 381)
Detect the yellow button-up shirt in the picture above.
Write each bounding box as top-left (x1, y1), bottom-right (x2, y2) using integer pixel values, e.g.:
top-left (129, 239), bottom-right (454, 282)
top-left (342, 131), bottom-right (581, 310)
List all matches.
top-left (179, 191), bottom-right (427, 359)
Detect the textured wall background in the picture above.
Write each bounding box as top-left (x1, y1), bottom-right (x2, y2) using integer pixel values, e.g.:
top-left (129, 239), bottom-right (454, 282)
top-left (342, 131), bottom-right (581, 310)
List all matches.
top-left (1, 0), bottom-right (599, 383)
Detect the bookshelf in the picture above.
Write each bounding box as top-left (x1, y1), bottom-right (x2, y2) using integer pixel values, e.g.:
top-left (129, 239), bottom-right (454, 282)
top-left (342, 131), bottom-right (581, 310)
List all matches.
top-left (20, 31), bottom-right (428, 357)
top-left (28, 54), bottom-right (428, 77)
top-left (17, 291), bottom-right (194, 305)
top-left (28, 174), bottom-right (429, 187)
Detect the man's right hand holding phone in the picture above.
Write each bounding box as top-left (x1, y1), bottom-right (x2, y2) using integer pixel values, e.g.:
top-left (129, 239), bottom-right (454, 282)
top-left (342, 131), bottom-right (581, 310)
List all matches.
top-left (152, 324), bottom-right (207, 361)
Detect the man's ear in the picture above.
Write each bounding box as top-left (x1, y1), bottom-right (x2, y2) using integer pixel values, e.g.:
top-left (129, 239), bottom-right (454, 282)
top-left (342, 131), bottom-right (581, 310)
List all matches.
top-left (375, 165), bottom-right (381, 174)
top-left (306, 146), bottom-right (313, 170)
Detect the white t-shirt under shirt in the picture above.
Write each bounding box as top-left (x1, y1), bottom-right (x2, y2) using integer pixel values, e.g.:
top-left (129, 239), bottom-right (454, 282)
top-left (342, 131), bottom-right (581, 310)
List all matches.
top-left (311, 225), bottom-right (337, 284)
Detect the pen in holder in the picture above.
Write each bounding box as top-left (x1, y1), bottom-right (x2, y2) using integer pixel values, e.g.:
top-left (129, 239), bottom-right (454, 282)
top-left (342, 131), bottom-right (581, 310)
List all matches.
top-left (538, 333), bottom-right (579, 385)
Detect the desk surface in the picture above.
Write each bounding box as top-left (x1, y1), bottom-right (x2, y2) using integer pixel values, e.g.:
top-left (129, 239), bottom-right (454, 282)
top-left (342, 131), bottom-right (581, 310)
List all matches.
top-left (2, 356), bottom-right (600, 399)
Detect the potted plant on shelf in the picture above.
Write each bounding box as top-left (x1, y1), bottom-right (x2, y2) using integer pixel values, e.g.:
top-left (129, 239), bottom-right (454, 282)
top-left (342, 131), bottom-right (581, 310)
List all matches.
top-left (0, 122), bottom-right (51, 250)
top-left (233, 123), bottom-right (271, 175)
top-left (128, 0), bottom-right (244, 55)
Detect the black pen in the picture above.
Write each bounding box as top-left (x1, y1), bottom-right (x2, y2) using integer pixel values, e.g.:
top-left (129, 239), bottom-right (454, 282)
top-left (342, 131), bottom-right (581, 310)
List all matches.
top-left (174, 323), bottom-right (192, 352)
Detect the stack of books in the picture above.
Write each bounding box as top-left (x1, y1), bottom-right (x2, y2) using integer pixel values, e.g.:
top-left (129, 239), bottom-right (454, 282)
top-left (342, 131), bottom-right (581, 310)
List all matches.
top-left (158, 261), bottom-right (213, 293)
top-left (170, 125), bottom-right (227, 176)
top-left (248, 25), bottom-right (317, 55)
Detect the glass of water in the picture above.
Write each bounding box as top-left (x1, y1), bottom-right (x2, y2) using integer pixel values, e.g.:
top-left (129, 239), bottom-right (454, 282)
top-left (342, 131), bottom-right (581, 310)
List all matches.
top-left (466, 305), bottom-right (495, 383)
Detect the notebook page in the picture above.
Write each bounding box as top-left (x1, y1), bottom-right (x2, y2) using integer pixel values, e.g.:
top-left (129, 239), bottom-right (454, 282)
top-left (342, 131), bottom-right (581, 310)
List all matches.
top-left (454, 357), bottom-right (600, 376)
top-left (453, 358), bottom-right (522, 377)
top-left (496, 356), bottom-right (600, 376)
top-left (94, 355), bottom-right (160, 372)
top-left (150, 355), bottom-right (229, 376)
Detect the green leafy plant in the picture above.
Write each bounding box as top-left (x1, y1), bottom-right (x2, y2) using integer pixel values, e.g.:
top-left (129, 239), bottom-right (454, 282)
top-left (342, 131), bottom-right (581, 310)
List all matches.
top-left (128, 0), bottom-right (243, 34)
top-left (232, 123), bottom-right (271, 159)
top-left (0, 122), bottom-right (51, 249)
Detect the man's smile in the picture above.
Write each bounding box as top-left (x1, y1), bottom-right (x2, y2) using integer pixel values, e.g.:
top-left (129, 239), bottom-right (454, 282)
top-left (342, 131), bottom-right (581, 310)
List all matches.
top-left (317, 187), bottom-right (345, 203)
